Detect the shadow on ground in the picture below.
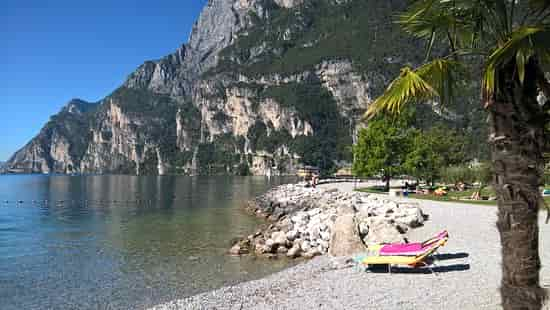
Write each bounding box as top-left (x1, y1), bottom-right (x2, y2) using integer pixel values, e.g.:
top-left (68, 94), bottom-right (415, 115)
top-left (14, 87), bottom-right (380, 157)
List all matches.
top-left (367, 263), bottom-right (471, 274)
top-left (365, 252), bottom-right (470, 274)
top-left (433, 252), bottom-right (469, 260)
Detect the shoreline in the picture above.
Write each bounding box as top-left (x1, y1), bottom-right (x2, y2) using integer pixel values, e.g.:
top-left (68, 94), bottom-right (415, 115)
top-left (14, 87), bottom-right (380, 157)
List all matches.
top-left (150, 181), bottom-right (550, 310)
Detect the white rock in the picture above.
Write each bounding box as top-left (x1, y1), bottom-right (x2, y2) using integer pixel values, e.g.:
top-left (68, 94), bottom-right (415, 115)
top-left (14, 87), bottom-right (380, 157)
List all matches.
top-left (308, 215), bottom-right (321, 226)
top-left (291, 212), bottom-right (309, 223)
top-left (265, 239), bottom-right (275, 248)
top-left (320, 230), bottom-right (331, 241)
top-left (308, 226), bottom-right (321, 239)
top-left (358, 222), bottom-right (369, 236)
top-left (307, 247), bottom-right (322, 257)
top-left (286, 229), bottom-right (299, 241)
top-left (394, 207), bottom-right (424, 228)
top-left (308, 208), bottom-right (321, 217)
top-left (271, 231), bottom-right (288, 246)
top-left (328, 214), bottom-right (367, 257)
top-left (286, 244), bottom-right (301, 258)
top-left (301, 241), bottom-right (311, 252)
top-left (363, 218), bottom-right (404, 245)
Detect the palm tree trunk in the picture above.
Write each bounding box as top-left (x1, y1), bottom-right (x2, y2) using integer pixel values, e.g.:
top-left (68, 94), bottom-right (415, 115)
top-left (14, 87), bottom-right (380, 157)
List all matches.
top-left (488, 61), bottom-right (547, 309)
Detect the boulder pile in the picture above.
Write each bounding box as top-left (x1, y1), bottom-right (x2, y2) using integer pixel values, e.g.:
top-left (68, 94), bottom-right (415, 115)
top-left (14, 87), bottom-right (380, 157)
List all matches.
top-left (229, 184), bottom-right (427, 259)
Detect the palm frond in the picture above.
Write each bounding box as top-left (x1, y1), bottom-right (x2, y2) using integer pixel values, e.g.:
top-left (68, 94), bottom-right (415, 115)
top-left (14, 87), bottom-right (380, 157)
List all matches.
top-left (398, 0), bottom-right (504, 54)
top-left (365, 67), bottom-right (438, 119)
top-left (417, 59), bottom-right (466, 105)
top-left (483, 26), bottom-right (550, 96)
top-left (365, 58), bottom-right (463, 119)
top-left (398, 3), bottom-right (455, 40)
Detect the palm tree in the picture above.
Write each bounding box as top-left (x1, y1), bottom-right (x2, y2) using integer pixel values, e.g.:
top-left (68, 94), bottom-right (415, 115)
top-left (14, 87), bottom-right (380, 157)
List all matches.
top-left (365, 1), bottom-right (550, 309)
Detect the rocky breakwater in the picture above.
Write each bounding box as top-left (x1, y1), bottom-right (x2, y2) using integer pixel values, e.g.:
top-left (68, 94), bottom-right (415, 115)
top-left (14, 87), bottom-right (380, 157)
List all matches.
top-left (229, 184), bottom-right (427, 259)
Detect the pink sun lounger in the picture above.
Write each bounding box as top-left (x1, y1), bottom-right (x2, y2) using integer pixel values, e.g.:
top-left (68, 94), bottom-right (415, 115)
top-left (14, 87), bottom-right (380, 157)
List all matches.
top-left (378, 230), bottom-right (449, 256)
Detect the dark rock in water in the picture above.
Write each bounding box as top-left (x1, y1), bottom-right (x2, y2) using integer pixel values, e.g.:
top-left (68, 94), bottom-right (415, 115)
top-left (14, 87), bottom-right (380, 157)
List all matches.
top-left (229, 236), bottom-right (243, 246)
top-left (228, 240), bottom-right (251, 256)
top-left (254, 243), bottom-right (271, 255)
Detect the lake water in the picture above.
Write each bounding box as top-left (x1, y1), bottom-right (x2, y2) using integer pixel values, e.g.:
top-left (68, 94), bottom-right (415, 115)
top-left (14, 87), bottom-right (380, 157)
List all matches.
top-left (0, 175), bottom-right (296, 310)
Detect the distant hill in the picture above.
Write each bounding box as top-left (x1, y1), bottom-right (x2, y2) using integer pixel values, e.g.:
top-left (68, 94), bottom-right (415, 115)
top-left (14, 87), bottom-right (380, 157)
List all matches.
top-left (6, 0), bottom-right (487, 176)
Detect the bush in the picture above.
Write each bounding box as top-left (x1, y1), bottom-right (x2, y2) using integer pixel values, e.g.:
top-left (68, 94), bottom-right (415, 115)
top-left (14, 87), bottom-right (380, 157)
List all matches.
top-left (471, 162), bottom-right (493, 186)
top-left (440, 165), bottom-right (476, 185)
top-left (440, 163), bottom-right (492, 186)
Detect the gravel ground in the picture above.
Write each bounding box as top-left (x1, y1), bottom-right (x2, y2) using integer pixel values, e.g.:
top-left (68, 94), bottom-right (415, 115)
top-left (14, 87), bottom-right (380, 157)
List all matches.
top-left (150, 182), bottom-right (550, 310)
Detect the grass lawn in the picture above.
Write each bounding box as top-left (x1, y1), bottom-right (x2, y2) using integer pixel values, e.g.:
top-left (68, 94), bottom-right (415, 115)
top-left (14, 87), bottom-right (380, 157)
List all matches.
top-left (357, 185), bottom-right (550, 206)
top-left (409, 187), bottom-right (498, 206)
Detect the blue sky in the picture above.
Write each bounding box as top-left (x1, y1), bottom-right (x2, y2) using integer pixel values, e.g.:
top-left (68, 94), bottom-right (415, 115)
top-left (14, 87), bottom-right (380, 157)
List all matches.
top-left (1, 0), bottom-right (208, 161)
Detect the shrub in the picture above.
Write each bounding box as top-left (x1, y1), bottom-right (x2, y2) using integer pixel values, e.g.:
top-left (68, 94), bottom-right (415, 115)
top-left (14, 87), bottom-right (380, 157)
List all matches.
top-left (440, 165), bottom-right (476, 185)
top-left (440, 163), bottom-right (492, 186)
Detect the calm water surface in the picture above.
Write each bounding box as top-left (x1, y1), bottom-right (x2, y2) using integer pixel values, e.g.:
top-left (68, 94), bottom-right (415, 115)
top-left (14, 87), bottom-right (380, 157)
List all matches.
top-left (0, 175), bottom-right (296, 310)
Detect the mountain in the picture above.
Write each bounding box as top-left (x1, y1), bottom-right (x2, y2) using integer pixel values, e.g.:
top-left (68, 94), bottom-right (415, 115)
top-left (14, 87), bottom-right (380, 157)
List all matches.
top-left (7, 99), bottom-right (99, 174)
top-left (5, 0), bottom-right (486, 175)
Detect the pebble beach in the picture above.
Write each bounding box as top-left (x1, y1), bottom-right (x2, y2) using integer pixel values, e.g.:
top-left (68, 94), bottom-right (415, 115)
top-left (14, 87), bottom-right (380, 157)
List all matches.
top-left (150, 182), bottom-right (550, 310)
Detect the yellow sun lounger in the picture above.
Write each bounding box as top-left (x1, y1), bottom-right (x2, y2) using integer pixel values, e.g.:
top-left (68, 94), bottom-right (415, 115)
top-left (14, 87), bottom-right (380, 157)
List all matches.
top-left (358, 237), bottom-right (448, 272)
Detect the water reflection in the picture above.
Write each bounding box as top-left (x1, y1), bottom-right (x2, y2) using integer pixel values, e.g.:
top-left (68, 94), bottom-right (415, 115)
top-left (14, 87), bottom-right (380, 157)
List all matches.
top-left (0, 175), bottom-right (295, 310)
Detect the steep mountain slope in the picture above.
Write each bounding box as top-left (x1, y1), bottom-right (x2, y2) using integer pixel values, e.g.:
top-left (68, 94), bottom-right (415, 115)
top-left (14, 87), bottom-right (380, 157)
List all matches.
top-left (6, 0), bottom-right (485, 175)
top-left (7, 99), bottom-right (99, 173)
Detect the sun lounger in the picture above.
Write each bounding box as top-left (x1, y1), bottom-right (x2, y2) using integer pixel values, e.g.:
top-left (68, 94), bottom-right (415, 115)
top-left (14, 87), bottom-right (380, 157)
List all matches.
top-left (353, 231), bottom-right (449, 272)
top-left (378, 230), bottom-right (448, 256)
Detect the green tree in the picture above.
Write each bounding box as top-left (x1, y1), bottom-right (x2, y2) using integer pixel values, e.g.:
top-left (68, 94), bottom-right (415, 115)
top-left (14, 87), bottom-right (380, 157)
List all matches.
top-left (472, 162), bottom-right (494, 198)
top-left (365, 1), bottom-right (550, 308)
top-left (353, 116), bottom-right (413, 191)
top-left (405, 126), bottom-right (467, 185)
top-left (440, 164), bottom-right (477, 186)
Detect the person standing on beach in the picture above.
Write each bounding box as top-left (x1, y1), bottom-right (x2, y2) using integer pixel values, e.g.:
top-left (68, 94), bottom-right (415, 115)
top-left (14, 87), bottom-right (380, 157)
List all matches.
top-left (312, 173), bottom-right (319, 188)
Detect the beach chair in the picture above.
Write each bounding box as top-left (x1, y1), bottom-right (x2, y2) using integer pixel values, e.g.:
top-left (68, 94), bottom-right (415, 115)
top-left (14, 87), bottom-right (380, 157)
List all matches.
top-left (378, 230), bottom-right (448, 256)
top-left (353, 231), bottom-right (449, 273)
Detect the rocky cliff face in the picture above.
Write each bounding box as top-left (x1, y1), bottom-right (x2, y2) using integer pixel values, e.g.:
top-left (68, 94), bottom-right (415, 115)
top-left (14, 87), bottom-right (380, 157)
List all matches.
top-left (7, 0), bottom-right (444, 175)
top-left (7, 99), bottom-right (99, 174)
